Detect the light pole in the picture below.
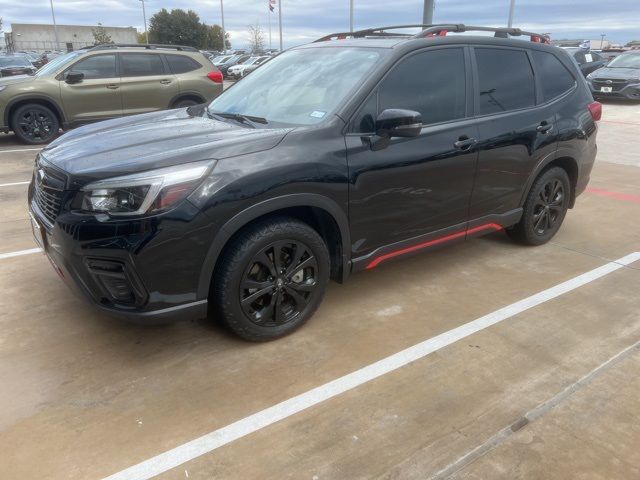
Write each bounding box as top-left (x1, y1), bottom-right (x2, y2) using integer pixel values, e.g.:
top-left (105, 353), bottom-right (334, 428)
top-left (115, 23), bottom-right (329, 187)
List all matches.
top-left (139, 0), bottom-right (149, 44)
top-left (278, 0), bottom-right (283, 51)
top-left (507, 0), bottom-right (516, 28)
top-left (350, 0), bottom-right (354, 32)
top-left (49, 0), bottom-right (60, 51)
top-left (220, 0), bottom-right (226, 53)
top-left (422, 0), bottom-right (434, 25)
top-left (600, 33), bottom-right (606, 49)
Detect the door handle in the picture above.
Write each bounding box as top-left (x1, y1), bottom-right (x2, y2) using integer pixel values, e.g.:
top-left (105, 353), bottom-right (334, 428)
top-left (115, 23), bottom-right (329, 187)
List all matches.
top-left (536, 122), bottom-right (553, 133)
top-left (453, 136), bottom-right (477, 151)
top-left (160, 79), bottom-right (172, 85)
top-left (106, 84), bottom-right (119, 90)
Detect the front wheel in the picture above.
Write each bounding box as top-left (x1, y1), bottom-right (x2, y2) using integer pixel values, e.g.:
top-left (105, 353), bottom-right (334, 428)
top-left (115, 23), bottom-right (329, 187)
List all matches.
top-left (11, 104), bottom-right (59, 145)
top-left (507, 167), bottom-right (571, 245)
top-left (213, 217), bottom-right (330, 341)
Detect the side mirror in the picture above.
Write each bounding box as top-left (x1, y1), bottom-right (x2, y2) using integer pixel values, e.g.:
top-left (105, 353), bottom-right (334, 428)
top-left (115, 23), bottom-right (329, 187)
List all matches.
top-left (375, 109), bottom-right (423, 138)
top-left (65, 71), bottom-right (84, 84)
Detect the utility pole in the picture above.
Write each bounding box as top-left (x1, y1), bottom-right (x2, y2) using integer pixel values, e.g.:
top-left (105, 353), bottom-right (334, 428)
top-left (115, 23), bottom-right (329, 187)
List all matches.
top-left (220, 0), bottom-right (226, 53)
top-left (139, 0), bottom-right (148, 44)
top-left (422, 0), bottom-right (434, 25)
top-left (49, 0), bottom-right (60, 50)
top-left (350, 0), bottom-right (354, 32)
top-left (278, 0), bottom-right (283, 51)
top-left (507, 0), bottom-right (516, 28)
top-left (600, 33), bottom-right (606, 48)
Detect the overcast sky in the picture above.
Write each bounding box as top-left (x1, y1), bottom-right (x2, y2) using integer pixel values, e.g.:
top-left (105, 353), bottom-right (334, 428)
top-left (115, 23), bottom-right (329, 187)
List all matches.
top-left (1, 0), bottom-right (638, 48)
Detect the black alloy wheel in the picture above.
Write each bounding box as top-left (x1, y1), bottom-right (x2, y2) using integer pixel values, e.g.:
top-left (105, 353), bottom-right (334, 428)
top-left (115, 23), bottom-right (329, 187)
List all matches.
top-left (507, 166), bottom-right (570, 246)
top-left (532, 178), bottom-right (565, 236)
top-left (213, 217), bottom-right (330, 341)
top-left (240, 240), bottom-right (318, 326)
top-left (12, 104), bottom-right (59, 145)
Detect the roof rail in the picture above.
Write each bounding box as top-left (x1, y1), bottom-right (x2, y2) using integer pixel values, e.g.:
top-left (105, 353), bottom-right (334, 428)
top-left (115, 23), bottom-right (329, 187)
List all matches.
top-left (314, 24), bottom-right (550, 44)
top-left (88, 43), bottom-right (199, 52)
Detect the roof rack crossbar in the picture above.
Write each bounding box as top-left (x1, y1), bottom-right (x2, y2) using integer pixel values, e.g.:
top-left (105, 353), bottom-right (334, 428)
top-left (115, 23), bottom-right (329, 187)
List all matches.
top-left (88, 43), bottom-right (199, 52)
top-left (314, 24), bottom-right (549, 44)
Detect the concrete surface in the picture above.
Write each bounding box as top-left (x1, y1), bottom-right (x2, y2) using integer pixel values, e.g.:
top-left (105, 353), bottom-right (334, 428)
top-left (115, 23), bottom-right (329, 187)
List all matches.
top-left (0, 99), bottom-right (639, 479)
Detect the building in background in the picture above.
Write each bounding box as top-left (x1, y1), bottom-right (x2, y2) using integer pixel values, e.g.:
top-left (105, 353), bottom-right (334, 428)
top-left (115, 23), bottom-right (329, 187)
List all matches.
top-left (4, 23), bottom-right (137, 52)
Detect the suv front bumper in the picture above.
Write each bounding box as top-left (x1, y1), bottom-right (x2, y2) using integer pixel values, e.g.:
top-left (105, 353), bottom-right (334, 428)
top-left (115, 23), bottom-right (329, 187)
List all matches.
top-left (28, 181), bottom-right (214, 324)
top-left (589, 80), bottom-right (640, 100)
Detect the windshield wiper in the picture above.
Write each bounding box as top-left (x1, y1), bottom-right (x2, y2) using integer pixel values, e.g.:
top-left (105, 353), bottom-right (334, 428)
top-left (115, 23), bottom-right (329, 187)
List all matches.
top-left (208, 110), bottom-right (268, 128)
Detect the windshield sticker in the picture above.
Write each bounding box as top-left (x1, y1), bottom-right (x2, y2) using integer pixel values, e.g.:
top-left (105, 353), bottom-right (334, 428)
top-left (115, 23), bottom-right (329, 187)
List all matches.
top-left (310, 111), bottom-right (326, 118)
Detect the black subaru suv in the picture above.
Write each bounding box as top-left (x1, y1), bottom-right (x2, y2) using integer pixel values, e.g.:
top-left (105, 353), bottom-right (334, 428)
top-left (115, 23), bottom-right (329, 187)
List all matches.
top-left (29, 25), bottom-right (600, 340)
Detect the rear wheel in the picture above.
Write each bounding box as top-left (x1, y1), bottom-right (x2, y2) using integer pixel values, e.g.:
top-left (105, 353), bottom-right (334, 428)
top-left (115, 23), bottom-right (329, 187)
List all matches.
top-left (11, 104), bottom-right (59, 144)
top-left (172, 98), bottom-right (200, 109)
top-left (507, 167), bottom-right (570, 245)
top-left (213, 217), bottom-right (330, 341)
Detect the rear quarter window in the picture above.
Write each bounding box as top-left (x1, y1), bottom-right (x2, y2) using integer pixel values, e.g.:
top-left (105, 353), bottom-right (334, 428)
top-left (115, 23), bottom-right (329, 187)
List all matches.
top-left (531, 50), bottom-right (576, 102)
top-left (165, 55), bottom-right (202, 74)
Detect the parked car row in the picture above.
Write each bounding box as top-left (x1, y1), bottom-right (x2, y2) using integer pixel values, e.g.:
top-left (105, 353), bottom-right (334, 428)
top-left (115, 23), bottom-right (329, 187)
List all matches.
top-left (0, 44), bottom-right (224, 144)
top-left (587, 50), bottom-right (640, 101)
top-left (0, 54), bottom-right (38, 77)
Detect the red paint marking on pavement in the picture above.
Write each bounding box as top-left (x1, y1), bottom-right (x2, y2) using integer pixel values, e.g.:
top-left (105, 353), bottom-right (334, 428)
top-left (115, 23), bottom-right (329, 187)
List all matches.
top-left (599, 120), bottom-right (640, 126)
top-left (586, 186), bottom-right (640, 205)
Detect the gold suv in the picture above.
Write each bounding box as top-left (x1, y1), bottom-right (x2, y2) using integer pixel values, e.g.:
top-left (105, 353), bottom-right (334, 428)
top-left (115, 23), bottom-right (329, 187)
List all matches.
top-left (0, 44), bottom-right (223, 144)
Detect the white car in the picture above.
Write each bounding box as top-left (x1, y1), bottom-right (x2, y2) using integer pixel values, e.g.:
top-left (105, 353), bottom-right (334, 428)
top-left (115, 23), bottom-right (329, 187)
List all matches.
top-left (227, 56), bottom-right (268, 79)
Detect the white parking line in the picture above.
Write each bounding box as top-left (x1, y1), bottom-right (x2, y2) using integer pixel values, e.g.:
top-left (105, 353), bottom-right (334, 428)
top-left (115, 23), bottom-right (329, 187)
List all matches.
top-left (0, 148), bottom-right (42, 154)
top-left (102, 251), bottom-right (640, 480)
top-left (0, 181), bottom-right (30, 187)
top-left (0, 248), bottom-right (42, 260)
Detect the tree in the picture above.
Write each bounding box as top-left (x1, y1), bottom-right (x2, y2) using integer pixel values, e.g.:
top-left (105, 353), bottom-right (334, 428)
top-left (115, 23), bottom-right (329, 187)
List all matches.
top-left (92, 23), bottom-right (113, 45)
top-left (148, 9), bottom-right (207, 48)
top-left (136, 31), bottom-right (147, 44)
top-left (247, 23), bottom-right (265, 53)
top-left (203, 24), bottom-right (231, 51)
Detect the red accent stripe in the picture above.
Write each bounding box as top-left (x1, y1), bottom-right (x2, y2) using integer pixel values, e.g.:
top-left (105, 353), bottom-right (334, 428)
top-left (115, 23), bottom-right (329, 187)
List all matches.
top-left (365, 223), bottom-right (502, 270)
top-left (586, 186), bottom-right (640, 205)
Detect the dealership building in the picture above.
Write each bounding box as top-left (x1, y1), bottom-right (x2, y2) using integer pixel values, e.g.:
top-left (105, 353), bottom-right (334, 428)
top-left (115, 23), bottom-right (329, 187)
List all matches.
top-left (4, 23), bottom-right (138, 52)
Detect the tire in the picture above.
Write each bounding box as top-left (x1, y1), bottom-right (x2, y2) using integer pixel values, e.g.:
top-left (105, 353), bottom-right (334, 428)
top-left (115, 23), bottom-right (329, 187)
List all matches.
top-left (11, 103), bottom-right (59, 145)
top-left (507, 167), bottom-right (571, 246)
top-left (213, 217), bottom-right (330, 341)
top-left (173, 98), bottom-right (200, 109)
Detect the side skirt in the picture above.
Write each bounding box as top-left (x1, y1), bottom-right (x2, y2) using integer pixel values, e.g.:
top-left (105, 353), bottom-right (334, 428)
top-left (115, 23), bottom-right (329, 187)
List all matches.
top-left (351, 208), bottom-right (523, 272)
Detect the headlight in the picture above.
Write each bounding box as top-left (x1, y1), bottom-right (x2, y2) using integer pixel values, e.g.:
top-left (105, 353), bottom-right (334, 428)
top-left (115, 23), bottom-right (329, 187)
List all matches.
top-left (78, 160), bottom-right (215, 216)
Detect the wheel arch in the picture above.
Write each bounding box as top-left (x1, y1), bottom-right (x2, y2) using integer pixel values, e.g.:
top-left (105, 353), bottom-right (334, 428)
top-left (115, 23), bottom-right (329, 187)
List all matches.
top-left (5, 95), bottom-right (66, 129)
top-left (169, 92), bottom-right (206, 109)
top-left (520, 154), bottom-right (579, 209)
top-left (197, 193), bottom-right (351, 299)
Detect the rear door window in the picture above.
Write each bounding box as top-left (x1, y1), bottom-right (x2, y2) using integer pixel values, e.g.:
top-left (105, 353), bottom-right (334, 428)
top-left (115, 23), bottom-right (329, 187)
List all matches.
top-left (474, 48), bottom-right (535, 114)
top-left (531, 50), bottom-right (576, 102)
top-left (120, 53), bottom-right (166, 77)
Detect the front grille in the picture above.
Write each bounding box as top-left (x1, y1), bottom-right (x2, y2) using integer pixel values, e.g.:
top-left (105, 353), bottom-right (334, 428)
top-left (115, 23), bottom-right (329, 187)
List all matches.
top-left (593, 79), bottom-right (628, 92)
top-left (33, 159), bottom-right (67, 224)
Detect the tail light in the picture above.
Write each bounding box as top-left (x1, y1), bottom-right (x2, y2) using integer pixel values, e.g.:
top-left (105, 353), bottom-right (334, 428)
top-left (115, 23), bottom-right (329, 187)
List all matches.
top-left (587, 101), bottom-right (602, 121)
top-left (207, 71), bottom-right (223, 83)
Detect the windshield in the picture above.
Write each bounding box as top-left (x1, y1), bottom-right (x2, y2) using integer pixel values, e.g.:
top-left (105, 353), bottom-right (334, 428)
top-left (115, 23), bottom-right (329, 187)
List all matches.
top-left (243, 57), bottom-right (259, 65)
top-left (0, 56), bottom-right (32, 67)
top-left (35, 51), bottom-right (81, 76)
top-left (607, 54), bottom-right (640, 69)
top-left (208, 47), bottom-right (384, 126)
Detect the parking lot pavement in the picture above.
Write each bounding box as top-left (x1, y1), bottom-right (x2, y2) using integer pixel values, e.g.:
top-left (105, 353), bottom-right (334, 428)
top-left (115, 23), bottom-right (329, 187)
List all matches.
top-left (0, 100), bottom-right (639, 479)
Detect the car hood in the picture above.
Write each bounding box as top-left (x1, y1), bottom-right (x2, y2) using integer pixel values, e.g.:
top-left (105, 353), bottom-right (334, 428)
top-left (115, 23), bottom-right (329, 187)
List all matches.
top-left (590, 67), bottom-right (640, 80)
top-left (41, 107), bottom-right (293, 183)
top-left (0, 74), bottom-right (36, 86)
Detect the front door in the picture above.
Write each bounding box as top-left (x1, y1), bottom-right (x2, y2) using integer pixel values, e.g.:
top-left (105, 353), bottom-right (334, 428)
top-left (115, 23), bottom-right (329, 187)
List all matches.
top-left (346, 47), bottom-right (478, 269)
top-left (60, 53), bottom-right (122, 124)
top-left (119, 53), bottom-right (179, 115)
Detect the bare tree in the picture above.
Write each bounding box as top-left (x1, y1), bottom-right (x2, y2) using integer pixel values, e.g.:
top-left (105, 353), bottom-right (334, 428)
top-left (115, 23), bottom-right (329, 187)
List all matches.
top-left (247, 23), bottom-right (265, 53)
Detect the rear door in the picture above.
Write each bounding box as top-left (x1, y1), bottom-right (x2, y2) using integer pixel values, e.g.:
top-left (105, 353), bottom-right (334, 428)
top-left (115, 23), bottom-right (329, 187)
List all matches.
top-left (59, 53), bottom-right (122, 123)
top-left (468, 46), bottom-right (559, 222)
top-left (119, 53), bottom-right (179, 115)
